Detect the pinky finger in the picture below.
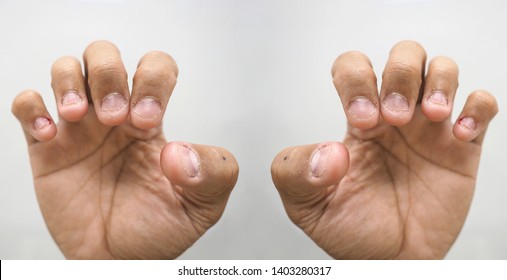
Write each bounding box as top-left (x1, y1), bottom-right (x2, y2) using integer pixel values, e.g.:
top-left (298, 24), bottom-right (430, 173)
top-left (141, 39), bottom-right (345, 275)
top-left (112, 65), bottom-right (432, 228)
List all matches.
top-left (11, 90), bottom-right (57, 143)
top-left (453, 90), bottom-right (498, 144)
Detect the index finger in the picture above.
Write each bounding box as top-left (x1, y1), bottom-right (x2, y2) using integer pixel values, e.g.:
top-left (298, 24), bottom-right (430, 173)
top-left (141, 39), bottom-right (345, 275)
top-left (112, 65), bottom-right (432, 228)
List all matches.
top-left (332, 51), bottom-right (380, 129)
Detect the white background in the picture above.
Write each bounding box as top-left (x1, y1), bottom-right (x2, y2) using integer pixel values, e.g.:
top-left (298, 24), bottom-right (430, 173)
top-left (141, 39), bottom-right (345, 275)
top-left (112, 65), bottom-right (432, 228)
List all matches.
top-left (0, 0), bottom-right (506, 259)
top-left (2, 260), bottom-right (506, 279)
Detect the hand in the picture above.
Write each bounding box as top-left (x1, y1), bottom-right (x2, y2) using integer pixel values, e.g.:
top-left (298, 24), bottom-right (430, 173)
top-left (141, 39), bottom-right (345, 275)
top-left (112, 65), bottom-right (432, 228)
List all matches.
top-left (11, 41), bottom-right (239, 259)
top-left (271, 41), bottom-right (498, 259)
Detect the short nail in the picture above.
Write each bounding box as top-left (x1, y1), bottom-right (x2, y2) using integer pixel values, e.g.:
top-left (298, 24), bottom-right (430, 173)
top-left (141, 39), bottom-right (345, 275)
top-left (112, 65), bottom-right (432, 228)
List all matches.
top-left (133, 97), bottom-right (162, 119)
top-left (33, 117), bottom-right (51, 130)
top-left (310, 145), bottom-right (331, 178)
top-left (458, 117), bottom-right (477, 130)
top-left (62, 91), bottom-right (83, 106)
top-left (179, 144), bottom-right (200, 178)
top-left (383, 92), bottom-right (409, 112)
top-left (100, 93), bottom-right (127, 112)
top-left (427, 91), bottom-right (448, 106)
top-left (348, 97), bottom-right (376, 119)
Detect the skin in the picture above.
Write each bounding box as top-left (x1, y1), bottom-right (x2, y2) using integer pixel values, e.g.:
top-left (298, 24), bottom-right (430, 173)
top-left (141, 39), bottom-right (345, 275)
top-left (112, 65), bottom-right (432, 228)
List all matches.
top-left (271, 41), bottom-right (498, 259)
top-left (12, 40), bottom-right (498, 260)
top-left (11, 41), bottom-right (239, 259)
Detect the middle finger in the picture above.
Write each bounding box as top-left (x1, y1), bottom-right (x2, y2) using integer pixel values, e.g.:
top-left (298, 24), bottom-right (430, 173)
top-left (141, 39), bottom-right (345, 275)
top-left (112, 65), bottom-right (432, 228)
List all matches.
top-left (380, 40), bottom-right (427, 126)
top-left (83, 40), bottom-right (130, 126)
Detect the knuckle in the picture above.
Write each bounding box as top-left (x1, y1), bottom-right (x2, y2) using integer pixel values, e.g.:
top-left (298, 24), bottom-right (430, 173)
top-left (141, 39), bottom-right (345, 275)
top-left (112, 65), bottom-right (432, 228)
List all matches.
top-left (431, 64), bottom-right (457, 79)
top-left (223, 163), bottom-right (239, 191)
top-left (137, 51), bottom-right (178, 77)
top-left (395, 40), bottom-right (424, 51)
top-left (51, 57), bottom-right (81, 78)
top-left (334, 65), bottom-right (376, 85)
top-left (85, 40), bottom-right (117, 52)
top-left (385, 61), bottom-right (420, 79)
top-left (332, 51), bottom-right (369, 75)
top-left (338, 51), bottom-right (369, 61)
top-left (471, 90), bottom-right (498, 115)
top-left (134, 64), bottom-right (177, 85)
top-left (52, 56), bottom-right (79, 70)
top-left (11, 90), bottom-right (40, 116)
top-left (143, 50), bottom-right (172, 61)
top-left (216, 148), bottom-right (239, 183)
top-left (270, 164), bottom-right (284, 188)
top-left (52, 66), bottom-right (77, 79)
top-left (90, 62), bottom-right (126, 79)
top-left (392, 41), bottom-right (426, 59)
top-left (270, 148), bottom-right (294, 185)
top-left (430, 57), bottom-right (459, 78)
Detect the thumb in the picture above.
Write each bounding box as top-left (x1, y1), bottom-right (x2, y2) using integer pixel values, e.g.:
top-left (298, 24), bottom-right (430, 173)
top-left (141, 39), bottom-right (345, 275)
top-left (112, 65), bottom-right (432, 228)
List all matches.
top-left (271, 142), bottom-right (349, 205)
top-left (160, 142), bottom-right (239, 209)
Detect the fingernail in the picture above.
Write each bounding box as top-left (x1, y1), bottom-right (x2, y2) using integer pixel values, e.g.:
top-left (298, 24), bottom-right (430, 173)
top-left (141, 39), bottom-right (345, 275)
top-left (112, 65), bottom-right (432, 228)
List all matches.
top-left (61, 91), bottom-right (83, 106)
top-left (133, 97), bottom-right (162, 119)
top-left (310, 145), bottom-right (330, 178)
top-left (427, 91), bottom-right (448, 106)
top-left (348, 97), bottom-right (376, 119)
top-left (100, 93), bottom-right (127, 113)
top-left (33, 117), bottom-right (51, 130)
top-left (458, 117), bottom-right (477, 130)
top-left (383, 92), bottom-right (409, 112)
top-left (179, 144), bottom-right (200, 178)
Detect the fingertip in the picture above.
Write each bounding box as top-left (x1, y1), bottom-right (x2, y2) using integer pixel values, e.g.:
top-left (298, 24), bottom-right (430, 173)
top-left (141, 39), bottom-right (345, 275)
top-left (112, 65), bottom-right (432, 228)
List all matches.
top-left (96, 112), bottom-right (130, 127)
top-left (453, 116), bottom-right (478, 142)
top-left (331, 51), bottom-right (370, 76)
top-left (380, 110), bottom-right (413, 127)
top-left (160, 142), bottom-right (201, 187)
top-left (161, 142), bottom-right (239, 198)
top-left (130, 97), bottom-right (164, 130)
top-left (58, 92), bottom-right (89, 122)
top-left (12, 90), bottom-right (58, 143)
top-left (421, 56), bottom-right (459, 123)
top-left (421, 92), bottom-right (452, 122)
top-left (346, 97), bottom-right (380, 130)
top-left (309, 142), bottom-right (349, 187)
top-left (471, 90), bottom-right (499, 117)
top-left (95, 92), bottom-right (130, 126)
top-left (84, 40), bottom-right (120, 55)
top-left (453, 90), bottom-right (498, 143)
top-left (30, 116), bottom-right (58, 142)
top-left (331, 51), bottom-right (380, 129)
top-left (271, 142), bottom-right (349, 199)
top-left (12, 90), bottom-right (38, 115)
top-left (131, 51), bottom-right (178, 130)
top-left (379, 92), bottom-right (415, 126)
top-left (50, 55), bottom-right (88, 122)
top-left (84, 40), bottom-right (130, 127)
top-left (380, 41), bottom-right (426, 127)
top-left (391, 40), bottom-right (426, 56)
top-left (138, 50), bottom-right (179, 77)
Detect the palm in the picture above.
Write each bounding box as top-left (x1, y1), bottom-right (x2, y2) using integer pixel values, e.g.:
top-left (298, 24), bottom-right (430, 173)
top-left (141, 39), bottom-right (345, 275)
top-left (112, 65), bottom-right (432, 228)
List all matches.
top-left (14, 44), bottom-right (239, 259)
top-left (28, 110), bottom-right (212, 259)
top-left (307, 108), bottom-right (479, 259)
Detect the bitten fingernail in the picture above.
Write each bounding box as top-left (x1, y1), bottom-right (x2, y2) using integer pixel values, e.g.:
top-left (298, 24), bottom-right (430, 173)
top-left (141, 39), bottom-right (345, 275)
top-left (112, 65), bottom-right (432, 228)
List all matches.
top-left (101, 92), bottom-right (128, 113)
top-left (133, 97), bottom-right (162, 119)
top-left (458, 117), bottom-right (477, 130)
top-left (62, 91), bottom-right (83, 106)
top-left (33, 117), bottom-right (52, 130)
top-left (310, 145), bottom-right (330, 178)
top-left (179, 144), bottom-right (200, 178)
top-left (383, 92), bottom-right (409, 112)
top-left (348, 97), bottom-right (376, 119)
top-left (427, 91), bottom-right (448, 106)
